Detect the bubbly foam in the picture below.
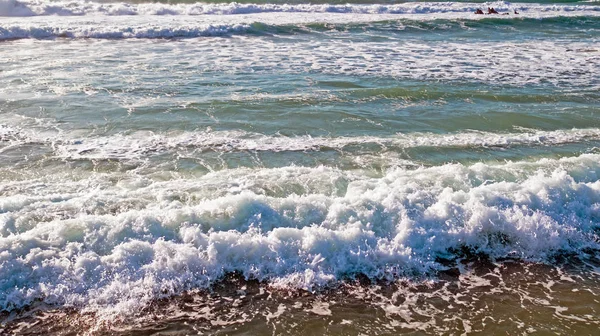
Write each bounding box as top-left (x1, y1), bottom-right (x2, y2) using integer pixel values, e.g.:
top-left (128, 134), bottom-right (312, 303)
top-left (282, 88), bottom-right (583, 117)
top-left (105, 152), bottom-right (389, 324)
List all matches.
top-left (4, 259), bottom-right (599, 334)
top-left (3, 124), bottom-right (600, 160)
top-left (1, 31), bottom-right (598, 89)
top-left (1, 0), bottom-right (599, 325)
top-left (0, 1), bottom-right (599, 17)
top-left (1, 1), bottom-right (600, 41)
top-left (0, 21), bottom-right (251, 39)
top-left (1, 153), bottom-right (599, 317)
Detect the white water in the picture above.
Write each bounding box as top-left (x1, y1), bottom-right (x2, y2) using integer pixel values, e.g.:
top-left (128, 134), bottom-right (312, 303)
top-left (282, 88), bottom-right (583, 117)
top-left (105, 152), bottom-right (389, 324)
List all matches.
top-left (1, 39), bottom-right (599, 96)
top-left (1, 153), bottom-right (600, 317)
top-left (1, 2), bottom-right (600, 41)
top-left (3, 124), bottom-right (600, 159)
top-left (0, 1), bottom-right (598, 17)
top-left (1, 0), bottom-right (599, 324)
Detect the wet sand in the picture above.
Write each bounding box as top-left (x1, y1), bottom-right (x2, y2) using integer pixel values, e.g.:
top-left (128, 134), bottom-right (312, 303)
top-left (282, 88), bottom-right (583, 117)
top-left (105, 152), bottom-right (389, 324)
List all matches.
top-left (2, 255), bottom-right (599, 335)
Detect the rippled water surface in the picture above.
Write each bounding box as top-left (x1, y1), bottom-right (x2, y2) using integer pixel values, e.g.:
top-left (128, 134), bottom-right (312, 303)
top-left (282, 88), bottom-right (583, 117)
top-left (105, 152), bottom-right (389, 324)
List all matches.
top-left (1, 0), bottom-right (600, 334)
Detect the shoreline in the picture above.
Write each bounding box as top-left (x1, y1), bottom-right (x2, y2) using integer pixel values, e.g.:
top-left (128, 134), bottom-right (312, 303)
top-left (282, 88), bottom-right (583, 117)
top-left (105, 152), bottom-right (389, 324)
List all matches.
top-left (2, 256), bottom-right (598, 335)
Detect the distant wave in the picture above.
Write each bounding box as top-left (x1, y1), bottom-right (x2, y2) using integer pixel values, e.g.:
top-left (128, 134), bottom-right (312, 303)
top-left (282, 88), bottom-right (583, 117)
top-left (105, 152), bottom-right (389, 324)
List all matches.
top-left (1, 0), bottom-right (599, 17)
top-left (0, 23), bottom-right (251, 39)
top-left (2, 2), bottom-right (600, 41)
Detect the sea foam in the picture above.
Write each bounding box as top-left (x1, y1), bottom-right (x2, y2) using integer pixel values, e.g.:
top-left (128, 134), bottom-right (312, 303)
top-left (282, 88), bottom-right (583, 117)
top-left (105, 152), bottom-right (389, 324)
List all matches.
top-left (2, 2), bottom-right (600, 41)
top-left (3, 124), bottom-right (600, 160)
top-left (1, 17), bottom-right (598, 90)
top-left (1, 153), bottom-right (599, 317)
top-left (0, 1), bottom-right (598, 17)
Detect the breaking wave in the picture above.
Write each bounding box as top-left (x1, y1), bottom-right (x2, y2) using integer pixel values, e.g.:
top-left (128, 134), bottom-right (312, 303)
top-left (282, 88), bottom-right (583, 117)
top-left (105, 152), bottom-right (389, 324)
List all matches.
top-left (0, 0), bottom-right (600, 16)
top-left (1, 153), bottom-right (599, 317)
top-left (3, 125), bottom-right (600, 159)
top-left (0, 1), bottom-right (599, 17)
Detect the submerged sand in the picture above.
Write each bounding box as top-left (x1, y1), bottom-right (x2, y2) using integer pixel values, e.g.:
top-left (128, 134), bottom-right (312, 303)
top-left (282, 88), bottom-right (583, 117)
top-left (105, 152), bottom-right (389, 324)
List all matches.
top-left (2, 256), bottom-right (598, 335)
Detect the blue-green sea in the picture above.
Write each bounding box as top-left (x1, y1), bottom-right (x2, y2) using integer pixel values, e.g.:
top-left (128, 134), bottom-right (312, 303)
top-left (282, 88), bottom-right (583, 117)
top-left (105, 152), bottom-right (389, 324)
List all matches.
top-left (1, 0), bottom-right (599, 334)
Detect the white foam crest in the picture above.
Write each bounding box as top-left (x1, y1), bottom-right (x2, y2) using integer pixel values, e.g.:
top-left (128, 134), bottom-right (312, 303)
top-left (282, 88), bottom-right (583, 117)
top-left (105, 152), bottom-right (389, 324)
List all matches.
top-left (28, 127), bottom-right (600, 160)
top-left (4, 123), bottom-right (600, 160)
top-left (0, 22), bottom-right (250, 39)
top-left (0, 1), bottom-right (598, 17)
top-left (1, 154), bottom-right (599, 317)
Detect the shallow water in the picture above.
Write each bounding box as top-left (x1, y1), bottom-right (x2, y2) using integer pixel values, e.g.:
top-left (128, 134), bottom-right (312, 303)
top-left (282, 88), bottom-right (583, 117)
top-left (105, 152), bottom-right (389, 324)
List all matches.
top-left (3, 258), bottom-right (599, 335)
top-left (1, 0), bottom-right (600, 334)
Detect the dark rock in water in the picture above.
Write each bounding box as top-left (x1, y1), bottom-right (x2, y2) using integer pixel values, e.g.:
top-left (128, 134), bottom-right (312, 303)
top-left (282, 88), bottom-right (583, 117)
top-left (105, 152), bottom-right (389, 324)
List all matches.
top-left (355, 272), bottom-right (372, 286)
top-left (438, 267), bottom-right (460, 280)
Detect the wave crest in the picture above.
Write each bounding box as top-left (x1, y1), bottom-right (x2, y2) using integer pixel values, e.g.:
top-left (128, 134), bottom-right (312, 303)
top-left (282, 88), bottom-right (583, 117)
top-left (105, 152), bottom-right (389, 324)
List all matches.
top-left (1, 1), bottom-right (599, 17)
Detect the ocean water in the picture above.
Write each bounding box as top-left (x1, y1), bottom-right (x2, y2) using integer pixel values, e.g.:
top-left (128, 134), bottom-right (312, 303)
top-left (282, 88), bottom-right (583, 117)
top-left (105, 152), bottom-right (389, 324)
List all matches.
top-left (1, 0), bottom-right (600, 334)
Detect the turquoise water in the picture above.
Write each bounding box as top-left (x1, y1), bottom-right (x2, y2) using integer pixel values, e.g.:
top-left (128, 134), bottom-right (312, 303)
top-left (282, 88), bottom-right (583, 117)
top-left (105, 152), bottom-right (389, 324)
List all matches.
top-left (1, 0), bottom-right (600, 334)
